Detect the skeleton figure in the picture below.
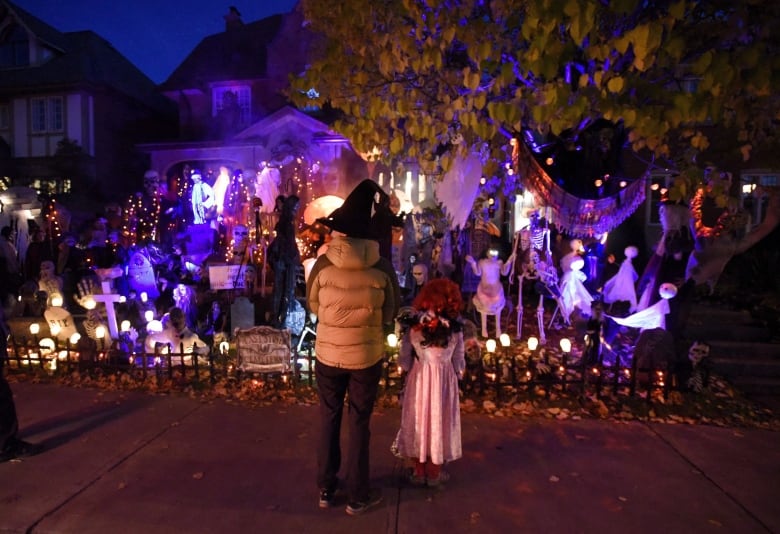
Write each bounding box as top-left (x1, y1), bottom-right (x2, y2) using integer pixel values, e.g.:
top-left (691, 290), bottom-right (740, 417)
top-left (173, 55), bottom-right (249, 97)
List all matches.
top-left (38, 260), bottom-right (63, 305)
top-left (516, 249), bottom-right (561, 344)
top-left (686, 341), bottom-right (711, 393)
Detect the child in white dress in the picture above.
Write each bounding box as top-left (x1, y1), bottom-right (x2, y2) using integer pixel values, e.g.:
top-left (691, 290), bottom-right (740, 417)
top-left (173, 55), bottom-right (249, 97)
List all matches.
top-left (395, 278), bottom-right (465, 486)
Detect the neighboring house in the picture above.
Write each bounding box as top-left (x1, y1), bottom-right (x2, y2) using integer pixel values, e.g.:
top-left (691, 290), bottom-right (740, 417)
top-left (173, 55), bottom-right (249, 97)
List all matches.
top-left (144, 6), bottom-right (435, 212)
top-left (0, 0), bottom-right (177, 202)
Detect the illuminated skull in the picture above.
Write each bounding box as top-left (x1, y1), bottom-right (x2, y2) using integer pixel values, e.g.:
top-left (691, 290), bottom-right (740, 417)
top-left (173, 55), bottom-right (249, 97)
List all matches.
top-left (143, 170), bottom-right (160, 197)
top-left (233, 224), bottom-right (249, 248)
top-left (658, 282), bottom-right (678, 300)
top-left (688, 341), bottom-right (710, 367)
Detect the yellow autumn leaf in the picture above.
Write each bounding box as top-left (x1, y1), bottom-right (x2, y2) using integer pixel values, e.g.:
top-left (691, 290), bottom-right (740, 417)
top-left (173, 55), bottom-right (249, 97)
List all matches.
top-left (607, 76), bottom-right (624, 93)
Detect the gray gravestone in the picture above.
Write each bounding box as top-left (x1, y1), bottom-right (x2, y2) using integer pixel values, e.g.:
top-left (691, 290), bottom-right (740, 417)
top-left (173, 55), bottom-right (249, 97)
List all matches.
top-left (230, 296), bottom-right (255, 331)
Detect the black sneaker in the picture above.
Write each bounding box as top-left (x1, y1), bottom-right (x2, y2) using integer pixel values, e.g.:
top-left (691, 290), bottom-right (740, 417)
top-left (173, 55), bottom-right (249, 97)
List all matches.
top-left (345, 490), bottom-right (383, 516)
top-left (0, 439), bottom-right (43, 463)
top-left (319, 488), bottom-right (336, 509)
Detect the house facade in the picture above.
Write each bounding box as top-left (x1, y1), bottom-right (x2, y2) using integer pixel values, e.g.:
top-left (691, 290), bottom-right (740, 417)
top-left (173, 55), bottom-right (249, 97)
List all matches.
top-left (0, 0), bottom-right (176, 204)
top-left (143, 6), bottom-right (434, 214)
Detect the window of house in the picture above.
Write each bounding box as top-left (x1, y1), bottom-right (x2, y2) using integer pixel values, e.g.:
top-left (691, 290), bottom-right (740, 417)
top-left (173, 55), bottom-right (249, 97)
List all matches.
top-left (0, 24), bottom-right (30, 68)
top-left (212, 85), bottom-right (251, 124)
top-left (741, 171), bottom-right (778, 226)
top-left (31, 97), bottom-right (64, 133)
top-left (0, 104), bottom-right (8, 129)
top-left (32, 178), bottom-right (71, 195)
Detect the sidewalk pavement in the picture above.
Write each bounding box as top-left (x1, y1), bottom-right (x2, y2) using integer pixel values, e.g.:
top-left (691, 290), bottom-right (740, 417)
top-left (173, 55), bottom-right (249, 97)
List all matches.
top-left (2, 382), bottom-right (779, 534)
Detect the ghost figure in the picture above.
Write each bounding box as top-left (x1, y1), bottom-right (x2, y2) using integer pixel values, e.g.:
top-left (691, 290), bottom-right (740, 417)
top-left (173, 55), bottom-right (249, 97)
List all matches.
top-left (603, 246), bottom-right (639, 312)
top-left (559, 239), bottom-right (584, 274)
top-left (127, 251), bottom-right (159, 299)
top-left (608, 282), bottom-right (677, 332)
top-left (559, 257), bottom-right (593, 321)
top-left (255, 163), bottom-right (281, 214)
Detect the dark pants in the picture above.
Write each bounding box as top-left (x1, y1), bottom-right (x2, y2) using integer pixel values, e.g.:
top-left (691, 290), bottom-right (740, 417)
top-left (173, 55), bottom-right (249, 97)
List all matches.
top-left (316, 359), bottom-right (382, 503)
top-left (0, 360), bottom-right (19, 452)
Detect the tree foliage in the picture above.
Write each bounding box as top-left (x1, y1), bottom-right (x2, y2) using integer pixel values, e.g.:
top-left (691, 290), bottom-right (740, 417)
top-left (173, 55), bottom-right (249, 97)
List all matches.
top-left (289, 0), bottom-right (780, 203)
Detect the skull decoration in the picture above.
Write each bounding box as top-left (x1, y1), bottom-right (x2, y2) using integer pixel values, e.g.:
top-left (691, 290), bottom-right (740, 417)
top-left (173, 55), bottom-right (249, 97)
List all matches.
top-left (688, 341), bottom-right (711, 367)
top-left (232, 224), bottom-right (249, 252)
top-left (143, 170), bottom-right (161, 198)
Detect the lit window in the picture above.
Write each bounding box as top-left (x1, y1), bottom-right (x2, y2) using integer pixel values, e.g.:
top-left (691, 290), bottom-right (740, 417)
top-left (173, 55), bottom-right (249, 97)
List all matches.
top-left (212, 86), bottom-right (251, 124)
top-left (30, 97), bottom-right (64, 133)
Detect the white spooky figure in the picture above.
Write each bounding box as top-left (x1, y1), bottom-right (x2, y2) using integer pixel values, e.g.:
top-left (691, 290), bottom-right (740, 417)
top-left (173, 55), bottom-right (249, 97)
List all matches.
top-left (466, 248), bottom-right (515, 338)
top-left (190, 170), bottom-right (215, 224)
top-left (559, 257), bottom-right (593, 321)
top-left (609, 282), bottom-right (677, 332)
top-left (603, 245), bottom-right (639, 312)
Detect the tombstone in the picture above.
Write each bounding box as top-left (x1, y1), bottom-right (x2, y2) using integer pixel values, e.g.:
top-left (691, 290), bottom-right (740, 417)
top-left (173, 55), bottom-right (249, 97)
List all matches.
top-left (230, 296), bottom-right (255, 331)
top-left (127, 251), bottom-right (159, 299)
top-left (235, 325), bottom-right (291, 374)
top-left (43, 306), bottom-right (78, 341)
top-left (632, 328), bottom-right (677, 385)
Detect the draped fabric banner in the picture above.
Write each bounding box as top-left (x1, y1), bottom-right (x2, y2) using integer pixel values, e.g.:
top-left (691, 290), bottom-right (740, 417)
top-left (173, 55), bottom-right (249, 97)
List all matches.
top-left (515, 141), bottom-right (646, 237)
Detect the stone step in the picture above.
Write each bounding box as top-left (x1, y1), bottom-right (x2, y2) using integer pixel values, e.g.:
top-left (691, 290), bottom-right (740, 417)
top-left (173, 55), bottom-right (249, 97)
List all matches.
top-left (685, 323), bottom-right (771, 342)
top-left (708, 340), bottom-right (780, 360)
top-left (729, 376), bottom-right (780, 398)
top-left (710, 356), bottom-right (780, 379)
top-left (687, 306), bottom-right (754, 324)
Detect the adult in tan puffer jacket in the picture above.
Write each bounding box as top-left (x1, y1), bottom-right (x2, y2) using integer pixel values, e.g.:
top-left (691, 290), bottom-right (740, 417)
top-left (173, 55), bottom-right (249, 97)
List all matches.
top-left (307, 179), bottom-right (400, 516)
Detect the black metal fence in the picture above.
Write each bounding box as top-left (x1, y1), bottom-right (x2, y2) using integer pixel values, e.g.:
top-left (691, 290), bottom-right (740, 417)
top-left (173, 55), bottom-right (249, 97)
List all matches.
top-left (4, 335), bottom-right (673, 403)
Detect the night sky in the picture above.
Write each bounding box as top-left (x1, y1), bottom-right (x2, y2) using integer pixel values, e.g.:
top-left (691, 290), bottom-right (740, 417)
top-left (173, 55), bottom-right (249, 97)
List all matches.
top-left (14, 0), bottom-right (299, 83)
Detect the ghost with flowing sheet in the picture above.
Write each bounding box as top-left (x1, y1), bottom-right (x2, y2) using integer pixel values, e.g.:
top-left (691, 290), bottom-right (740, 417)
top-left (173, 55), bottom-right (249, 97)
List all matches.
top-left (603, 246), bottom-right (639, 312)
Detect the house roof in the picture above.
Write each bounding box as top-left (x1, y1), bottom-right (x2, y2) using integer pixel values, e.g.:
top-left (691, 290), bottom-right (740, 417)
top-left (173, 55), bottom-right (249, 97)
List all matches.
top-left (2, 0), bottom-right (67, 52)
top-left (159, 14), bottom-right (285, 91)
top-left (0, 1), bottom-right (174, 117)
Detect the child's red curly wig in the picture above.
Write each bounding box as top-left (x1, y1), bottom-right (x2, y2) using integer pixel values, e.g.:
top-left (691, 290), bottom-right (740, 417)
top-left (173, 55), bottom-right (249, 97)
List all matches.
top-left (412, 278), bottom-right (463, 318)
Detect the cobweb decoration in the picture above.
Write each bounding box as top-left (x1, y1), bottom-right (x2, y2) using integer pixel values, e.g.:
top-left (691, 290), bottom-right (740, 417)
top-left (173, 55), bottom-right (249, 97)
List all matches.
top-left (516, 141), bottom-right (646, 237)
top-left (435, 152), bottom-right (483, 229)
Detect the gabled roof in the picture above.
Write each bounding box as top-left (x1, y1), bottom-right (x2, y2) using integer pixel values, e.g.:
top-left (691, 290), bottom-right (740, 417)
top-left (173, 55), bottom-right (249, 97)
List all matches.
top-left (159, 14), bottom-right (285, 91)
top-left (2, 0), bottom-right (67, 52)
top-left (0, 1), bottom-right (174, 117)
top-left (234, 106), bottom-right (337, 140)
